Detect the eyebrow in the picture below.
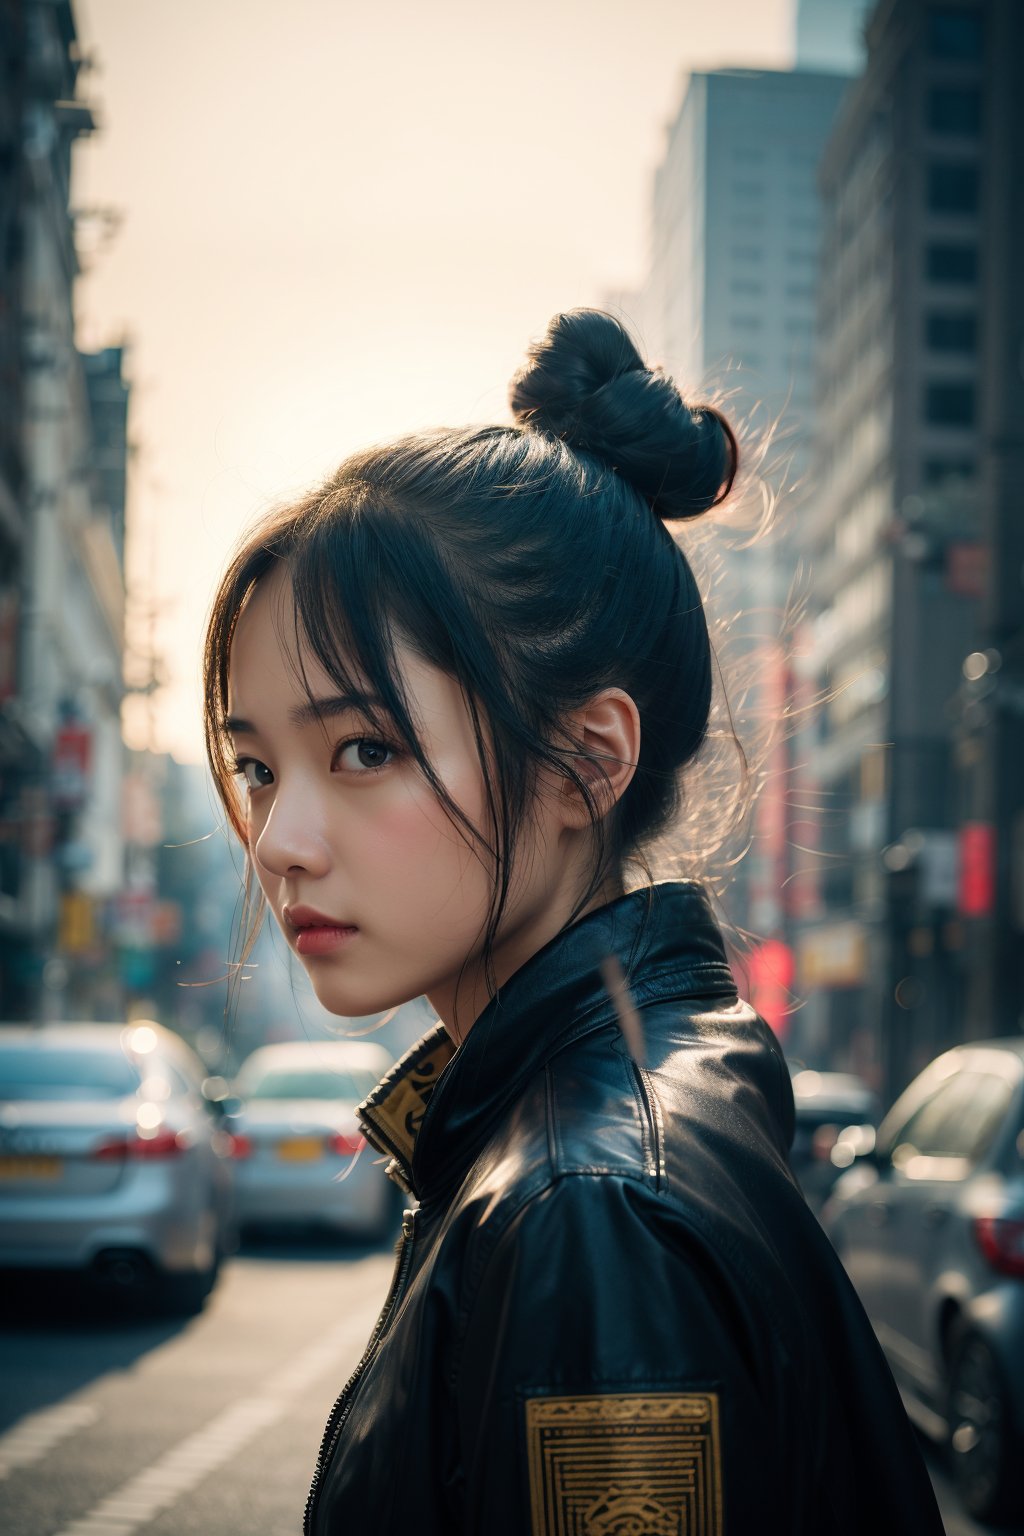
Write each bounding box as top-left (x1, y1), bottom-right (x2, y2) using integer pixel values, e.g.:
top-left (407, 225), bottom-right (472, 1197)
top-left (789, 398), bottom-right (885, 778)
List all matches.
top-left (224, 692), bottom-right (384, 736)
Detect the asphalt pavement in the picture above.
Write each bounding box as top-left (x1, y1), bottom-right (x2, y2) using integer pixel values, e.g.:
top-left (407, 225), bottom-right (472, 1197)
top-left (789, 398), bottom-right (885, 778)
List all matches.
top-left (0, 1243), bottom-right (1020, 1536)
top-left (0, 1241), bottom-right (393, 1536)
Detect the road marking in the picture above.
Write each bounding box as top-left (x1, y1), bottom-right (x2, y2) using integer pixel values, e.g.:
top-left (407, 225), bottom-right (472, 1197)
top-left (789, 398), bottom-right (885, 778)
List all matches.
top-left (53, 1310), bottom-right (373, 1536)
top-left (0, 1403), bottom-right (99, 1478)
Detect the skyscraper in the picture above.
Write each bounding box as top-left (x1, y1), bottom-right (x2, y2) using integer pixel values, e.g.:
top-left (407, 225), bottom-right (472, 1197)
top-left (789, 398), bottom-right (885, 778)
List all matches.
top-left (794, 0), bottom-right (1023, 1098)
top-left (794, 0), bottom-right (873, 72)
top-left (643, 68), bottom-right (850, 1039)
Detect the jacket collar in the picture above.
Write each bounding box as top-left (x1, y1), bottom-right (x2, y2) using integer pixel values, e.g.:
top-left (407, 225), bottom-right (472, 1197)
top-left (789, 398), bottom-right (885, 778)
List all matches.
top-left (357, 881), bottom-right (736, 1201)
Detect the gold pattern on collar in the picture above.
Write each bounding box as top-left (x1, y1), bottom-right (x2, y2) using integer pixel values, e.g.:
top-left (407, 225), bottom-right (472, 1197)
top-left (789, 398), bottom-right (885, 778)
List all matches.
top-left (525, 1392), bottom-right (723, 1536)
top-left (357, 1024), bottom-right (456, 1178)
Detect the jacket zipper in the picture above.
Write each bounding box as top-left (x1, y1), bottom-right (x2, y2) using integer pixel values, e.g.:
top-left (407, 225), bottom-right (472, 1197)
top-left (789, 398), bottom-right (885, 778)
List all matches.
top-left (303, 1207), bottom-right (418, 1535)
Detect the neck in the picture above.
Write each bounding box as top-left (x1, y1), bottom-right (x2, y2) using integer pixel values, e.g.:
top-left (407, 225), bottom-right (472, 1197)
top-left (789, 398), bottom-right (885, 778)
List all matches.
top-left (427, 874), bottom-right (624, 1042)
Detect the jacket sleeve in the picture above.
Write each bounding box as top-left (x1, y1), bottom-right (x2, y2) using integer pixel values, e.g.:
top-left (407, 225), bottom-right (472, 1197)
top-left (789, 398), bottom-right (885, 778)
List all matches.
top-left (451, 1172), bottom-right (794, 1536)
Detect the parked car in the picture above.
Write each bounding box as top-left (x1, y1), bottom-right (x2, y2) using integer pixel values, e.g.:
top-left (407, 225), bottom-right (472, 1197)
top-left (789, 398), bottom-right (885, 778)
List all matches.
top-left (0, 1021), bottom-right (235, 1313)
top-left (822, 1039), bottom-right (1024, 1523)
top-left (789, 1069), bottom-right (880, 1212)
top-left (227, 1040), bottom-right (395, 1240)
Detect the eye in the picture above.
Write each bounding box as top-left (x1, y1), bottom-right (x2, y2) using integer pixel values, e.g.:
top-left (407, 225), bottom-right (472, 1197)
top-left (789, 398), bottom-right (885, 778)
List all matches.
top-left (233, 757), bottom-right (274, 791)
top-left (333, 738), bottom-right (395, 773)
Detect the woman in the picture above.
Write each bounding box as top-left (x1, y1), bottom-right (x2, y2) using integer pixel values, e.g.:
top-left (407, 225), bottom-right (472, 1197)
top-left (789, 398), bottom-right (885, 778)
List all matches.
top-left (204, 310), bottom-right (944, 1534)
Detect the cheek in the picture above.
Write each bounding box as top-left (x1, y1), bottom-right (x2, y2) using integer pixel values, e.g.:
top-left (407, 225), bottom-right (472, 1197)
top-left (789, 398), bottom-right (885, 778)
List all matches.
top-left (244, 812), bottom-right (270, 885)
top-left (357, 773), bottom-right (493, 930)
top-left (365, 777), bottom-right (486, 878)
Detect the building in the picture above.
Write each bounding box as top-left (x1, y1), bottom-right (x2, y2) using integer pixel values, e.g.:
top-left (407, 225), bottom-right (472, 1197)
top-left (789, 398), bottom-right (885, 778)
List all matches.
top-left (643, 67), bottom-right (851, 1042)
top-left (956, 0), bottom-right (1024, 1048)
top-left (0, 0), bottom-right (130, 1019)
top-left (794, 0), bottom-right (1022, 1099)
top-left (795, 0), bottom-right (873, 72)
top-left (0, 2), bottom-right (31, 983)
top-left (647, 69), bottom-right (851, 448)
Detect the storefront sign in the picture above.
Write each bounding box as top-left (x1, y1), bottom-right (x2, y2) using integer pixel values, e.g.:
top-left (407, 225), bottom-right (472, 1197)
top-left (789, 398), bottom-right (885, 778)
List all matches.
top-left (798, 922), bottom-right (867, 989)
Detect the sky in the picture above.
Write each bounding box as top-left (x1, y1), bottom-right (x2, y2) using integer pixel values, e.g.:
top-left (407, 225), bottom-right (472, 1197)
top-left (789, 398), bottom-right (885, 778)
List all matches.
top-left (73, 0), bottom-right (795, 763)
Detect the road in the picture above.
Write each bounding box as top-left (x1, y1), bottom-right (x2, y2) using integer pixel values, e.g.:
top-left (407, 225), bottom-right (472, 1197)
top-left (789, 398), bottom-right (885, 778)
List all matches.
top-left (0, 1244), bottom-right (1020, 1536)
top-left (0, 1241), bottom-right (392, 1536)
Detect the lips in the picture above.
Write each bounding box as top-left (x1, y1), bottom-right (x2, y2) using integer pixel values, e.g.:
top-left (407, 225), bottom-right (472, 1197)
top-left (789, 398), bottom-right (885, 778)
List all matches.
top-left (283, 904), bottom-right (359, 958)
top-left (284, 903), bottom-right (351, 931)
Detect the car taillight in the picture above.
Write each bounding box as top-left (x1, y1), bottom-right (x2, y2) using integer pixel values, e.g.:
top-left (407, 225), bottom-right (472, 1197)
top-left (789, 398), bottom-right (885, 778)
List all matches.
top-left (224, 1132), bottom-right (253, 1159)
top-left (328, 1132), bottom-right (366, 1157)
top-left (973, 1217), bottom-right (1024, 1279)
top-left (92, 1130), bottom-right (188, 1160)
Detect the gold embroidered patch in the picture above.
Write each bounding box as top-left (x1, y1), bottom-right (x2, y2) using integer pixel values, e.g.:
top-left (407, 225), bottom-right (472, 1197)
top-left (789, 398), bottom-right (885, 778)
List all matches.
top-left (358, 1025), bottom-right (455, 1167)
top-left (525, 1392), bottom-right (722, 1536)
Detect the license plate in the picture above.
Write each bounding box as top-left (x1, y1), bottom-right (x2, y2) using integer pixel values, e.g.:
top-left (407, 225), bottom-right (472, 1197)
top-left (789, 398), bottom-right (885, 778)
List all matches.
top-left (277, 1137), bottom-right (322, 1162)
top-left (0, 1156), bottom-right (63, 1179)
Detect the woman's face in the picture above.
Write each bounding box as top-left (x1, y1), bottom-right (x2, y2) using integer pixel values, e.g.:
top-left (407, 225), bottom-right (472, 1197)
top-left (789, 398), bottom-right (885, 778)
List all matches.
top-left (225, 569), bottom-right (595, 1032)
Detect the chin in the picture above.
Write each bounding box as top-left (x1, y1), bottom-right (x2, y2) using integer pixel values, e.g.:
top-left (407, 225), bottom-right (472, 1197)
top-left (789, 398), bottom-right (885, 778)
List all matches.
top-left (308, 973), bottom-right (423, 1020)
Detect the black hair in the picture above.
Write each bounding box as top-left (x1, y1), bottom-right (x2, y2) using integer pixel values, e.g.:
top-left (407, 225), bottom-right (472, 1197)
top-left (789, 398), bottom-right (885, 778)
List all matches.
top-left (204, 308), bottom-right (740, 1016)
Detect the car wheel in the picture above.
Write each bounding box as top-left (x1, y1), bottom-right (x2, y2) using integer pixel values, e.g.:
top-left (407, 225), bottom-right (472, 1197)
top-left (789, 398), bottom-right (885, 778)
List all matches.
top-left (160, 1253), bottom-right (219, 1317)
top-left (947, 1324), bottom-right (1022, 1523)
top-left (159, 1217), bottom-right (224, 1317)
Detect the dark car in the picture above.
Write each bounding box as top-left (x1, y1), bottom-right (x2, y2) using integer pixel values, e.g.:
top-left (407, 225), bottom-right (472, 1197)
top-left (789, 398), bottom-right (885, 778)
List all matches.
top-left (0, 1022), bottom-right (235, 1312)
top-left (788, 1069), bottom-right (879, 1212)
top-left (822, 1039), bottom-right (1024, 1523)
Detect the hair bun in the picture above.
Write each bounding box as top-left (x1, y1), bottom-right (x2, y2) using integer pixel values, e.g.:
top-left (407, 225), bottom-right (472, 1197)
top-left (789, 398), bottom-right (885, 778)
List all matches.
top-left (508, 308), bottom-right (737, 521)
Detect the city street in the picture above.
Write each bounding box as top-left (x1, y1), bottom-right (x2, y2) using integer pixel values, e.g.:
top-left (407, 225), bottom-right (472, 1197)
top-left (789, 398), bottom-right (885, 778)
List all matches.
top-left (0, 1242), bottom-right (1017, 1536)
top-left (0, 1242), bottom-right (394, 1536)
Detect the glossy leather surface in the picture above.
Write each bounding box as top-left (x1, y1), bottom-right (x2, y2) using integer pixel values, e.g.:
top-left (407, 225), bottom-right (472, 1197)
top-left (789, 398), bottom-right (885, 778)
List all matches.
top-left (307, 882), bottom-right (944, 1534)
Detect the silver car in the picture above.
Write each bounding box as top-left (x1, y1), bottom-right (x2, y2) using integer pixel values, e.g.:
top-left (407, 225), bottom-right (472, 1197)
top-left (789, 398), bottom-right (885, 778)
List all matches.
top-left (0, 1021), bottom-right (234, 1313)
top-left (823, 1040), bottom-right (1024, 1524)
top-left (228, 1040), bottom-right (395, 1240)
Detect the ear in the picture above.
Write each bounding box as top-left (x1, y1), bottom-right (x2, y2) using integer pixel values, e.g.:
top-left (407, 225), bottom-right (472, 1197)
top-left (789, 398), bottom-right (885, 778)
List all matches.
top-left (558, 688), bottom-right (640, 828)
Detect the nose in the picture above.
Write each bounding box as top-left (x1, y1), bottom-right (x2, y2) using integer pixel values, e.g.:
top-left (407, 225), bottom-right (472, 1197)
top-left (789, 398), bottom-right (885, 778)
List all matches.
top-left (251, 782), bottom-right (331, 880)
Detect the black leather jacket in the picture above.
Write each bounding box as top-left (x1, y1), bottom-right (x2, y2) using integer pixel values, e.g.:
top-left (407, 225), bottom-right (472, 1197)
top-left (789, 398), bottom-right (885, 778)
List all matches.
top-left (305, 882), bottom-right (944, 1535)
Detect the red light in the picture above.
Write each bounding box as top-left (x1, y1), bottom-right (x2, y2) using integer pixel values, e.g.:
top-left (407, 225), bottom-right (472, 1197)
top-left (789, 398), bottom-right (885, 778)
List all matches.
top-left (226, 1133), bottom-right (253, 1160)
top-left (959, 823), bottom-right (995, 917)
top-left (133, 1130), bottom-right (188, 1158)
top-left (746, 940), bottom-right (795, 1043)
top-left (972, 1217), bottom-right (1024, 1279)
top-left (329, 1132), bottom-right (366, 1157)
top-left (91, 1130), bottom-right (187, 1160)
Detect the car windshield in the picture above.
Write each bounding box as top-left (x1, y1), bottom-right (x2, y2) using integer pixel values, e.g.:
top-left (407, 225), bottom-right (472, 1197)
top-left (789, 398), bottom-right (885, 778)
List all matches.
top-left (238, 1067), bottom-right (379, 1102)
top-left (0, 1047), bottom-right (141, 1101)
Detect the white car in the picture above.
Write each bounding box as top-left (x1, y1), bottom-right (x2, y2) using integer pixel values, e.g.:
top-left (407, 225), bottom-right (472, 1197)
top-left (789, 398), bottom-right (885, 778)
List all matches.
top-left (227, 1041), bottom-right (395, 1240)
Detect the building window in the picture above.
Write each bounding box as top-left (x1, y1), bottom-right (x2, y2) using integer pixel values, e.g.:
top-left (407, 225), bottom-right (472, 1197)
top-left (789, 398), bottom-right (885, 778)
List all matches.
top-left (730, 280), bottom-right (764, 295)
top-left (786, 249), bottom-right (818, 266)
top-left (785, 283), bottom-right (815, 300)
top-left (732, 244), bottom-right (762, 261)
top-left (785, 317), bottom-right (815, 336)
top-left (733, 180), bottom-right (763, 198)
top-left (925, 312), bottom-right (977, 352)
top-left (730, 315), bottom-right (763, 331)
top-left (928, 87), bottom-right (982, 135)
top-left (923, 457), bottom-right (975, 486)
top-left (733, 147), bottom-right (765, 164)
top-left (928, 7), bottom-right (983, 58)
top-left (926, 242), bottom-right (977, 283)
top-left (927, 161), bottom-right (979, 214)
top-left (925, 382), bottom-right (975, 426)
